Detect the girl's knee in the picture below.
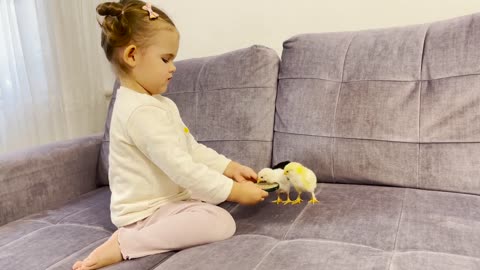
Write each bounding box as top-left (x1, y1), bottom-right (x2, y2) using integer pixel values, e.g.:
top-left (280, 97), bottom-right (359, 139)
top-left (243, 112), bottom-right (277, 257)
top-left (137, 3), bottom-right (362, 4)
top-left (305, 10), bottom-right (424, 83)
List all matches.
top-left (211, 207), bottom-right (236, 240)
top-left (221, 209), bottom-right (236, 238)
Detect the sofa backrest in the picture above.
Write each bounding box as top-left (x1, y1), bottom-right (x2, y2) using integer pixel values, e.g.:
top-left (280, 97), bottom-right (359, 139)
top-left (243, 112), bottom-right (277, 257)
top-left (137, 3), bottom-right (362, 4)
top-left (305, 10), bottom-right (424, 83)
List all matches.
top-left (97, 45), bottom-right (280, 186)
top-left (273, 13), bottom-right (480, 195)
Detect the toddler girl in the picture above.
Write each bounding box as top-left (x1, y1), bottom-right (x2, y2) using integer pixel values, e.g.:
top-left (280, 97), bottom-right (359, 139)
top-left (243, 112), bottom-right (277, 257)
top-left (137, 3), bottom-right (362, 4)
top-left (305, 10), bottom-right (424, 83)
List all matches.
top-left (73, 1), bottom-right (268, 269)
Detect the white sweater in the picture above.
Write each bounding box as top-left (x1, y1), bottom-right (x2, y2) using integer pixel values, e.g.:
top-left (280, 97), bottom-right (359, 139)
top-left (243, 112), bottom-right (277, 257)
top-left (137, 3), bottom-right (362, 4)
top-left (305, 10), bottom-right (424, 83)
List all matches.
top-left (108, 86), bottom-right (234, 228)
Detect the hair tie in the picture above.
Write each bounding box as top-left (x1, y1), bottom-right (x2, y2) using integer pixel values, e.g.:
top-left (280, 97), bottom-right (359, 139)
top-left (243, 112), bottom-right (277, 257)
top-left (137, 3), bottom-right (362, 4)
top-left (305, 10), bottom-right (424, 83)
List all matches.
top-left (142, 2), bottom-right (159, 19)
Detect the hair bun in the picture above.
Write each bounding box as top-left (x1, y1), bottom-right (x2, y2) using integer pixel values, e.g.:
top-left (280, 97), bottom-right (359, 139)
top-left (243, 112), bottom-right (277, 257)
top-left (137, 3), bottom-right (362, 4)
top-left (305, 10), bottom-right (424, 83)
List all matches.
top-left (97, 2), bottom-right (123, 17)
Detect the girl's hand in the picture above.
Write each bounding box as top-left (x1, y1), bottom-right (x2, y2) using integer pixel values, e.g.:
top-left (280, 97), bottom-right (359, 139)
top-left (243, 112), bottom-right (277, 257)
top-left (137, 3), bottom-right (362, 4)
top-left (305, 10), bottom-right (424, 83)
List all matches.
top-left (227, 181), bottom-right (268, 205)
top-left (224, 161), bottom-right (258, 183)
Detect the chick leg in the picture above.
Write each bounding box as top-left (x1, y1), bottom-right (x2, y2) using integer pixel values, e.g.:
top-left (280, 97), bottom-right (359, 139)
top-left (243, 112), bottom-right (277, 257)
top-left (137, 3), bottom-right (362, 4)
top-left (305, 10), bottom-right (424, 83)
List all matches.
top-left (272, 192), bottom-right (283, 204)
top-left (292, 192), bottom-right (303, 205)
top-left (283, 192), bottom-right (293, 205)
top-left (308, 191), bottom-right (319, 204)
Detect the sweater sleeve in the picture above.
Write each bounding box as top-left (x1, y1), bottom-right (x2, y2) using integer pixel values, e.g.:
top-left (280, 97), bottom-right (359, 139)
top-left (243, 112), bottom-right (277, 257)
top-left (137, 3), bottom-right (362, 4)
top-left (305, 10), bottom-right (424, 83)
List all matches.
top-left (126, 105), bottom-right (233, 204)
top-left (187, 133), bottom-right (232, 175)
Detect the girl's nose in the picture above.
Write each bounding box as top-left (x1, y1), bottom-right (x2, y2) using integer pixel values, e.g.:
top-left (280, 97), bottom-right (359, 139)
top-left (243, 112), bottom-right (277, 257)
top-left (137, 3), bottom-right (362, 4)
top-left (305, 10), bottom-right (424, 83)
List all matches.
top-left (170, 63), bottom-right (176, 73)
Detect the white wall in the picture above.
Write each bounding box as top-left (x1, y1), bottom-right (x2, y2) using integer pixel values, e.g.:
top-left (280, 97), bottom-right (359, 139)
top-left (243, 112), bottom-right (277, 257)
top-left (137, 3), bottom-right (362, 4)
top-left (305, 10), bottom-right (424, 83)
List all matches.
top-left (154, 0), bottom-right (480, 60)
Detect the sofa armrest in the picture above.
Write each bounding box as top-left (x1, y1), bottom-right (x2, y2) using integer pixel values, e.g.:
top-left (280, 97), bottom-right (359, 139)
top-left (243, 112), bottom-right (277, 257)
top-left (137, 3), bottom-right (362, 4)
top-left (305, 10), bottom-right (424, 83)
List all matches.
top-left (0, 133), bottom-right (103, 226)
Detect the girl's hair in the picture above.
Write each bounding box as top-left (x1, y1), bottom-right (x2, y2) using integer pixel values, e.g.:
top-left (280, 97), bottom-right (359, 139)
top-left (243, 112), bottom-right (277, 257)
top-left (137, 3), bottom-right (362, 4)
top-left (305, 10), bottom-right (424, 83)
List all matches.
top-left (96, 0), bottom-right (176, 76)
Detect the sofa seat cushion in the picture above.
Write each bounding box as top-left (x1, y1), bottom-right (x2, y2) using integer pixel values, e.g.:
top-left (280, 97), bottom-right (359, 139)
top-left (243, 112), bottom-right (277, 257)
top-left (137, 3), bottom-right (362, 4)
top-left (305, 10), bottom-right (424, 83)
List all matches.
top-left (154, 184), bottom-right (480, 270)
top-left (3, 184), bottom-right (480, 269)
top-left (18, 187), bottom-right (115, 232)
top-left (0, 187), bottom-right (174, 270)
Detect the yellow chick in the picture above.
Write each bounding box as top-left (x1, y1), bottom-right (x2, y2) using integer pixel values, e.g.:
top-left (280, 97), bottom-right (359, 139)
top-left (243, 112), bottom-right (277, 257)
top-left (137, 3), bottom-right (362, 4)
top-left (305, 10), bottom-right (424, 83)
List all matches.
top-left (284, 162), bottom-right (319, 204)
top-left (258, 168), bottom-right (292, 205)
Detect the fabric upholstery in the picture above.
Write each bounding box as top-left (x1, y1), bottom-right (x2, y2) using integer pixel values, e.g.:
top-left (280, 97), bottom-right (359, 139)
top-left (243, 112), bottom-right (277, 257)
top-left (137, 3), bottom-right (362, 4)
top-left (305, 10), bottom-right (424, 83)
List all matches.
top-left (274, 13), bottom-right (480, 196)
top-left (0, 187), bottom-right (175, 270)
top-left (3, 183), bottom-right (478, 270)
top-left (97, 80), bottom-right (120, 187)
top-left (0, 134), bottom-right (102, 226)
top-left (150, 184), bottom-right (480, 270)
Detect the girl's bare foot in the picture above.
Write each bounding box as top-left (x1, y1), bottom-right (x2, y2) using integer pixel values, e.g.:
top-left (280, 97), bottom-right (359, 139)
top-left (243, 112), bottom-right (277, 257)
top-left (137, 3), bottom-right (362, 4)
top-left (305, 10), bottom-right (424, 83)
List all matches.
top-left (72, 230), bottom-right (123, 270)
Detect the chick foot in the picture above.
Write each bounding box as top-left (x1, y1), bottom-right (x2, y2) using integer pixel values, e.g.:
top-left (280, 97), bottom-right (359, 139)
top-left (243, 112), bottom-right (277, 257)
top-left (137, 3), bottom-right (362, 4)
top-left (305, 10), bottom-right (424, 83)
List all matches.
top-left (282, 194), bottom-right (293, 205)
top-left (291, 193), bottom-right (303, 205)
top-left (308, 192), bottom-right (319, 204)
top-left (272, 195), bottom-right (283, 204)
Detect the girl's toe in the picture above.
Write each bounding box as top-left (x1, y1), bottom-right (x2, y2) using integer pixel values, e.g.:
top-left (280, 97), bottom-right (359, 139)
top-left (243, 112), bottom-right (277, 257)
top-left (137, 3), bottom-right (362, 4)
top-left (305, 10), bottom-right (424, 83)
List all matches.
top-left (72, 260), bottom-right (83, 270)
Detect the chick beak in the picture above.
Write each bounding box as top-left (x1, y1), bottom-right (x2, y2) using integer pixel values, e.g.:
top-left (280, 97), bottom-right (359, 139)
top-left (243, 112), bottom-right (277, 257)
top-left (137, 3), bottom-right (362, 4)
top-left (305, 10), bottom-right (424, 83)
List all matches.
top-left (284, 171), bottom-right (287, 175)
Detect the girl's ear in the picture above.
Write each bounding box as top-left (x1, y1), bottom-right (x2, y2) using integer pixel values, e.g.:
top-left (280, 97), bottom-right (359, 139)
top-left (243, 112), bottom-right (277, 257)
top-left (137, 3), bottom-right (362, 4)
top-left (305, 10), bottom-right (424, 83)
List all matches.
top-left (123, 45), bottom-right (137, 68)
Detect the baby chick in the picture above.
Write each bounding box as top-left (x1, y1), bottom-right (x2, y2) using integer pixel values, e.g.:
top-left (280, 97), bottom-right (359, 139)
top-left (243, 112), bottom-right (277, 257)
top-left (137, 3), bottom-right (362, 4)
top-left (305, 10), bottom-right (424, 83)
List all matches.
top-left (284, 162), bottom-right (319, 204)
top-left (258, 168), bottom-right (292, 205)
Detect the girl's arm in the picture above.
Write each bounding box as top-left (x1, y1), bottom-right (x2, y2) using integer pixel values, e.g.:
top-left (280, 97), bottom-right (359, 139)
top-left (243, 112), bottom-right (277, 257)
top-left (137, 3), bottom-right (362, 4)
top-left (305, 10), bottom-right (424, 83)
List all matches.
top-left (126, 105), bottom-right (233, 204)
top-left (186, 133), bottom-right (231, 175)
top-left (187, 134), bottom-right (257, 182)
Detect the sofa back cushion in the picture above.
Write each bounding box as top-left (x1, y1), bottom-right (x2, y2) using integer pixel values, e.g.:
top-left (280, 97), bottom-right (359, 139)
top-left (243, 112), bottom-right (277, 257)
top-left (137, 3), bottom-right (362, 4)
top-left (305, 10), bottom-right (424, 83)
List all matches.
top-left (97, 45), bottom-right (280, 186)
top-left (273, 13), bottom-right (480, 195)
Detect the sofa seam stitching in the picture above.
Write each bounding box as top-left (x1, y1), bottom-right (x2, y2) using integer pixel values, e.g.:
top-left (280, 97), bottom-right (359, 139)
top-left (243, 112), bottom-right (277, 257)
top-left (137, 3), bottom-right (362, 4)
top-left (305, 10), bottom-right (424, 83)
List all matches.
top-left (275, 237), bottom-right (386, 252)
top-left (331, 33), bottom-right (356, 183)
top-left (252, 241), bottom-right (281, 270)
top-left (274, 130), bottom-right (480, 144)
top-left (194, 57), bottom-right (210, 138)
top-left (55, 207), bottom-right (93, 224)
top-left (270, 64), bottom-right (281, 167)
top-left (147, 252), bottom-right (177, 270)
top-left (228, 204), bottom-right (241, 213)
top-left (57, 223), bottom-right (114, 234)
top-left (281, 184), bottom-right (324, 240)
top-left (0, 225), bottom-right (55, 249)
top-left (199, 139), bottom-right (271, 143)
top-left (277, 72), bottom-right (480, 82)
top-left (387, 188), bottom-right (407, 269)
top-left (43, 236), bottom-right (109, 270)
top-left (0, 220), bottom-right (52, 249)
top-left (417, 23), bottom-right (429, 190)
top-left (166, 86), bottom-right (274, 95)
top-left (392, 249), bottom-right (480, 260)
top-left (17, 219), bottom-right (54, 225)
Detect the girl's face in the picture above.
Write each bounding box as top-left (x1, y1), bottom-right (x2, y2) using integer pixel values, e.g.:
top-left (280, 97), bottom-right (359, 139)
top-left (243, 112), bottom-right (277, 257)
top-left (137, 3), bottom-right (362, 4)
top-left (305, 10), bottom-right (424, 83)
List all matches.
top-left (130, 28), bottom-right (179, 95)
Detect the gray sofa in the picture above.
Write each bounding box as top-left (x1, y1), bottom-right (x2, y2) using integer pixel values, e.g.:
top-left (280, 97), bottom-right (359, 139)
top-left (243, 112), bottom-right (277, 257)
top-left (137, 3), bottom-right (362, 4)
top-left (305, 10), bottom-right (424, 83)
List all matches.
top-left (2, 12), bottom-right (480, 270)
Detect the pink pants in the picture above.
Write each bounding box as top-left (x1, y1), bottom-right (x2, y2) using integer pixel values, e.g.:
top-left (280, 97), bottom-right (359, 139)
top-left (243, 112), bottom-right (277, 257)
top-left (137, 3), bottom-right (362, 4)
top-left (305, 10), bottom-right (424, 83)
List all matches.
top-left (117, 200), bottom-right (236, 260)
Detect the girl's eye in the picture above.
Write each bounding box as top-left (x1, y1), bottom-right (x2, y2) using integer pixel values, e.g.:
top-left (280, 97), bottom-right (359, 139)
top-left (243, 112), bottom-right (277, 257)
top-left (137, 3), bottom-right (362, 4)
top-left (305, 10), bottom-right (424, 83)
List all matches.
top-left (162, 58), bottom-right (168, 63)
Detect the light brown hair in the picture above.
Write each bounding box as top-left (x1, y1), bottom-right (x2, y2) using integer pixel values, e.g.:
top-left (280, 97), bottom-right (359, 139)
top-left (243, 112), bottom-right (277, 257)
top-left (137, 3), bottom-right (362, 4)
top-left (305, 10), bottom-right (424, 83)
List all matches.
top-left (96, 0), bottom-right (176, 76)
